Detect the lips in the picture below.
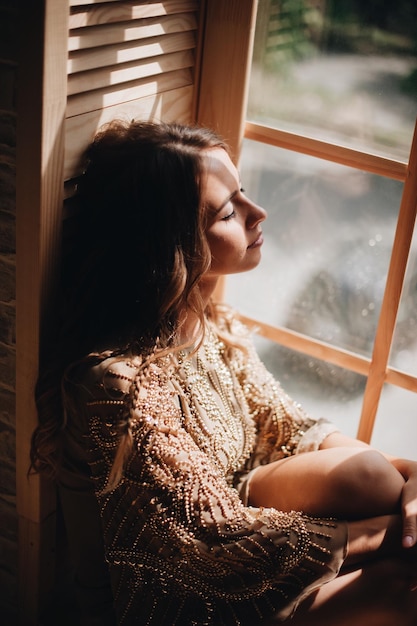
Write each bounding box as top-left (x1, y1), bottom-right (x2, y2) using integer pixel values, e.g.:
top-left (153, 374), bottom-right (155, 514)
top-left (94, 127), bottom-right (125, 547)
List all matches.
top-left (247, 232), bottom-right (264, 249)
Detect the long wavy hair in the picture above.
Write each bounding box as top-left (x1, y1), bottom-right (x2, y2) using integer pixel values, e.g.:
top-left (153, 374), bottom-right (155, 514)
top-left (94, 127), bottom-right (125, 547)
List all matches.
top-left (31, 119), bottom-right (228, 480)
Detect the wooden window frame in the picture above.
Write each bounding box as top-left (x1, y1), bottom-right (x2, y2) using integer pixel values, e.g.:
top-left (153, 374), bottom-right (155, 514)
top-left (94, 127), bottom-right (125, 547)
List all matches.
top-left (240, 118), bottom-right (417, 443)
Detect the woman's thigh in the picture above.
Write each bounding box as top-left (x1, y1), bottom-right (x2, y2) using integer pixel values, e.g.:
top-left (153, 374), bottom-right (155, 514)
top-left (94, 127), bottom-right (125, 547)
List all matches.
top-left (247, 447), bottom-right (403, 519)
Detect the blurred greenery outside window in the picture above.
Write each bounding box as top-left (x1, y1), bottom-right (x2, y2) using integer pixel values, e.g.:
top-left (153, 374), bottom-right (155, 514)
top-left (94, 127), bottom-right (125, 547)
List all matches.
top-left (226, 0), bottom-right (417, 455)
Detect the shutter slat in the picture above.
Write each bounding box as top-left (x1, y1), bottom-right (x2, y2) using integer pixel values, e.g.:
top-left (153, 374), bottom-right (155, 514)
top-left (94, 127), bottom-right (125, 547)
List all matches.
top-left (68, 31), bottom-right (196, 74)
top-left (70, 0), bottom-right (130, 5)
top-left (64, 85), bottom-right (193, 180)
top-left (68, 13), bottom-right (197, 51)
top-left (69, 1), bottom-right (198, 28)
top-left (68, 49), bottom-right (194, 96)
top-left (67, 67), bottom-right (193, 117)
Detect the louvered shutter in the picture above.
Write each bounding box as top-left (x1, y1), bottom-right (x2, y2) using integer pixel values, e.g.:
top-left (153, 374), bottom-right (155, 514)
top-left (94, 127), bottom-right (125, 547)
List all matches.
top-left (65, 0), bottom-right (200, 181)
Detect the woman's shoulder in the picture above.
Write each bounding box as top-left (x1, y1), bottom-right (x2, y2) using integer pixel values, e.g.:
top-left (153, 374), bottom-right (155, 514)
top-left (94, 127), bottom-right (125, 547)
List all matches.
top-left (70, 352), bottom-right (143, 399)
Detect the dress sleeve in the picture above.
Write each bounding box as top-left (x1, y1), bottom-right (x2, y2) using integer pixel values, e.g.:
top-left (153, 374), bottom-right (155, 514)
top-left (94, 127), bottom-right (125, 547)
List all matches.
top-left (226, 319), bottom-right (340, 470)
top-left (80, 356), bottom-right (347, 625)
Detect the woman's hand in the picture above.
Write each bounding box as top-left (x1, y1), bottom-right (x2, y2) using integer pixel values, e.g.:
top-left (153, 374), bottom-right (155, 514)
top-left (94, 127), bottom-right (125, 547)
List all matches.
top-left (344, 514), bottom-right (417, 571)
top-left (390, 458), bottom-right (417, 548)
top-left (344, 515), bottom-right (398, 568)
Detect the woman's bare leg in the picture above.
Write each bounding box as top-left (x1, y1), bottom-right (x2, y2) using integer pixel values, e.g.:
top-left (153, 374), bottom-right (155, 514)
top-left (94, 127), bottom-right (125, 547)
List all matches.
top-left (248, 447), bottom-right (404, 519)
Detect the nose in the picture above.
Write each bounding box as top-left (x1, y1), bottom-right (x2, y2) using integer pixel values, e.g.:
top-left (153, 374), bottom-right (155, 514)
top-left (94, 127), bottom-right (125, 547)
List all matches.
top-left (246, 198), bottom-right (267, 228)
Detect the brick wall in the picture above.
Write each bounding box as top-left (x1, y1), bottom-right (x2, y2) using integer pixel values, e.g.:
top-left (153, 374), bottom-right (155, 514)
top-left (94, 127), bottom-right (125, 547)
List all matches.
top-left (0, 0), bottom-right (18, 622)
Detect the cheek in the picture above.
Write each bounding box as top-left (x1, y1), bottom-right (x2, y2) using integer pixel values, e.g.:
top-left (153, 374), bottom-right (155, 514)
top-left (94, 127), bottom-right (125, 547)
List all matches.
top-left (208, 239), bottom-right (249, 275)
top-left (207, 233), bottom-right (235, 261)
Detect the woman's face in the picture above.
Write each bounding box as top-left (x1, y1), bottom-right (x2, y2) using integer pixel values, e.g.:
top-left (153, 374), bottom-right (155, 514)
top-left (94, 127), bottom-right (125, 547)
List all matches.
top-left (201, 148), bottom-right (267, 278)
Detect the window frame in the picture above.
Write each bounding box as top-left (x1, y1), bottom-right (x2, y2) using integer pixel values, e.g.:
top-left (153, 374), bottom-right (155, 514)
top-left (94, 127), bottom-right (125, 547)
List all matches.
top-left (239, 115), bottom-right (417, 443)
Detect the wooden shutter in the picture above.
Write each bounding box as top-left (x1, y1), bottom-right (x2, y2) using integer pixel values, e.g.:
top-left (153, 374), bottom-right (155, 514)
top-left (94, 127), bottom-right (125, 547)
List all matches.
top-left (65, 0), bottom-right (200, 181)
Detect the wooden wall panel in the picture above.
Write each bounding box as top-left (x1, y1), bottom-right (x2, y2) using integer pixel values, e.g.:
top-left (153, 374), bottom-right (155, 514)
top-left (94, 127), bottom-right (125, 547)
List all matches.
top-left (16, 0), bottom-right (69, 621)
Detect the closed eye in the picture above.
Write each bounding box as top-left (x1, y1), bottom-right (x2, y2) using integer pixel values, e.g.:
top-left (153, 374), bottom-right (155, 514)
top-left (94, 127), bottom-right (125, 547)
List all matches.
top-left (222, 209), bottom-right (236, 221)
top-left (221, 187), bottom-right (246, 220)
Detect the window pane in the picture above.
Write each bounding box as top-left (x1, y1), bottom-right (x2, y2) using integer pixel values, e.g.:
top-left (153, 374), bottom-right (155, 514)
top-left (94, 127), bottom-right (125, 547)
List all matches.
top-left (371, 385), bottom-right (417, 458)
top-left (250, 0), bottom-right (417, 160)
top-left (227, 139), bottom-right (402, 358)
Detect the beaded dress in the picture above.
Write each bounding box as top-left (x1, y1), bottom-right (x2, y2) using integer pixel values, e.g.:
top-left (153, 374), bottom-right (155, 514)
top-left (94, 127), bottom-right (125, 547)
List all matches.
top-left (60, 313), bottom-right (347, 625)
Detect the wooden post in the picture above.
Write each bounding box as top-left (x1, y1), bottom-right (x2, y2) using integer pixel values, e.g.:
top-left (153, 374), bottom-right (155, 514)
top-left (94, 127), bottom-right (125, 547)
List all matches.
top-left (16, 0), bottom-right (69, 622)
top-left (196, 0), bottom-right (259, 160)
top-left (196, 0), bottom-right (258, 301)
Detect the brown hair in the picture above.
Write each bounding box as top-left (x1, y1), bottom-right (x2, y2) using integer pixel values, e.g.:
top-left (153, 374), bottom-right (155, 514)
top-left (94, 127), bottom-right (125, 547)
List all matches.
top-left (30, 119), bottom-right (228, 480)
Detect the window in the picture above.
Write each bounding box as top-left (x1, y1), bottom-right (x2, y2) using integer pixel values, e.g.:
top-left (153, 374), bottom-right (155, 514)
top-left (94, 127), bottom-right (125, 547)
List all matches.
top-left (226, 0), bottom-right (417, 457)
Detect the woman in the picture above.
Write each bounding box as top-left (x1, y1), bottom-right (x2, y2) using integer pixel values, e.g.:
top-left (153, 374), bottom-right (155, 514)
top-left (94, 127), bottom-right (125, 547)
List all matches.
top-left (31, 120), bottom-right (417, 625)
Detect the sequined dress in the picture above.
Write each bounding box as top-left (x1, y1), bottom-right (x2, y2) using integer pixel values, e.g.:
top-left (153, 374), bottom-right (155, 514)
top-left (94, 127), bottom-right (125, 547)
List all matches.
top-left (61, 315), bottom-right (347, 625)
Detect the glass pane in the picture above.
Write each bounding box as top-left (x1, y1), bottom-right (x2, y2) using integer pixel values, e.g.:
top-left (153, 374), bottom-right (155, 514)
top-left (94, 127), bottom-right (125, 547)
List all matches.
top-left (390, 225), bottom-right (417, 375)
top-left (249, 0), bottom-right (417, 160)
top-left (371, 384), bottom-right (417, 459)
top-left (227, 139), bottom-right (402, 358)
